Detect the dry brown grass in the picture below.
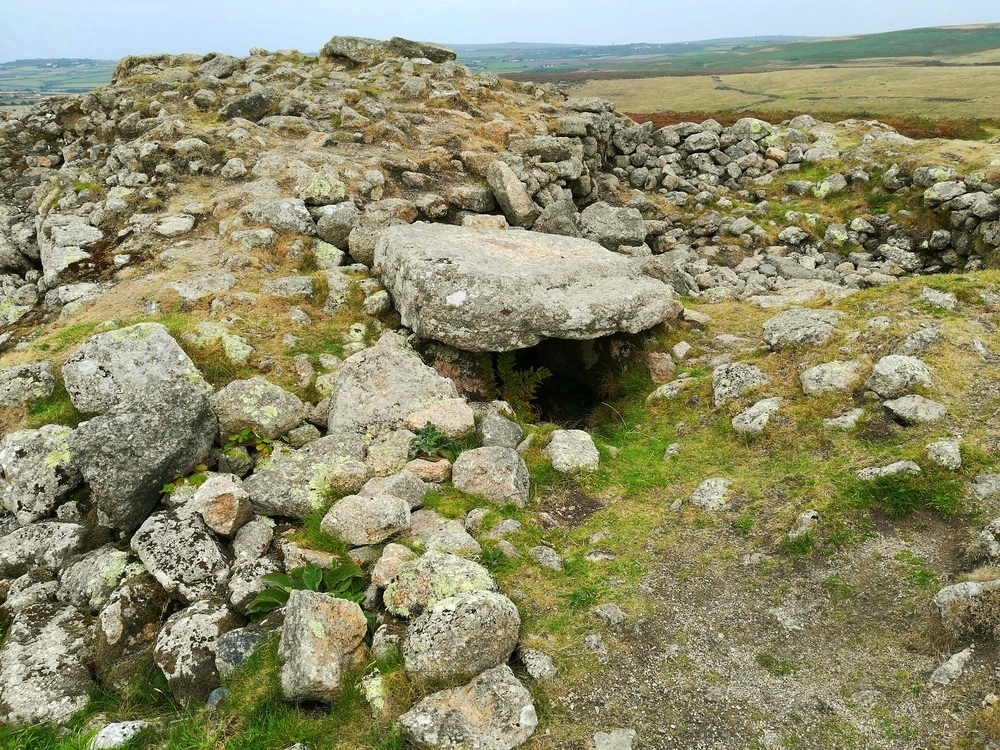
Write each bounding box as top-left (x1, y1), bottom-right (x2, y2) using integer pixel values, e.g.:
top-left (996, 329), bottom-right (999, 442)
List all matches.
top-left (570, 66), bottom-right (1000, 122)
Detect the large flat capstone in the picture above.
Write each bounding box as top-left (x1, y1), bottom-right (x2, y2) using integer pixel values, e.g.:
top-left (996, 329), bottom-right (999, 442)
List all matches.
top-left (375, 223), bottom-right (680, 352)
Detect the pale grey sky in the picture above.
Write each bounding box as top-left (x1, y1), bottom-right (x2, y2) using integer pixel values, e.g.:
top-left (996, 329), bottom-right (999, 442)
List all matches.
top-left (2, 0), bottom-right (997, 60)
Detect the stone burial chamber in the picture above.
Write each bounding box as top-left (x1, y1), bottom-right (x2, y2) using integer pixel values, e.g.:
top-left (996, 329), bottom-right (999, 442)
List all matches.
top-left (376, 222), bottom-right (682, 420)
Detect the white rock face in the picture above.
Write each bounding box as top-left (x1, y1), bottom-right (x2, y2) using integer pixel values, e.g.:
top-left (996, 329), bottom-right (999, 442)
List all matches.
top-left (824, 408), bottom-right (863, 430)
top-left (375, 223), bottom-right (680, 352)
top-left (88, 721), bottom-right (154, 749)
top-left (883, 395), bottom-right (947, 424)
top-left (359, 470), bottom-right (428, 509)
top-left (732, 397), bottom-right (783, 435)
top-left (404, 398), bottom-right (476, 438)
top-left (689, 478), bottom-right (732, 511)
top-left (38, 213), bottom-right (103, 285)
top-left (929, 648), bottom-right (973, 687)
top-left (153, 213), bottom-right (196, 237)
top-left (932, 580), bottom-right (1000, 638)
top-left (320, 493), bottom-right (411, 546)
top-left (241, 198), bottom-right (316, 235)
top-left (856, 461), bottom-right (921, 481)
top-left (594, 729), bottom-right (639, 750)
top-left (762, 308), bottom-right (841, 350)
top-left (865, 355), bottom-right (933, 398)
top-left (544, 430), bottom-right (600, 472)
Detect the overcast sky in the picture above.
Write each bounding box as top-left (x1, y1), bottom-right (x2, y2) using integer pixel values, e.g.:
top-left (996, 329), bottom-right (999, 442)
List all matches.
top-left (2, 1), bottom-right (997, 60)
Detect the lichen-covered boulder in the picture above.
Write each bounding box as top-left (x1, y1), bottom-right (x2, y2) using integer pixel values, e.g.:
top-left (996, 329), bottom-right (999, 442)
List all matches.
top-left (321, 35), bottom-right (456, 65)
top-left (243, 436), bottom-right (370, 518)
top-left (70, 380), bottom-right (218, 532)
top-left (865, 355), bottom-right (933, 398)
top-left (399, 665), bottom-right (537, 750)
top-left (210, 377), bottom-right (306, 441)
top-left (371, 543), bottom-right (418, 589)
top-left (544, 430), bottom-right (600, 472)
top-left (375, 223), bottom-right (680, 352)
top-left (38, 213), bottom-right (103, 286)
top-left (320, 493), bottom-right (411, 546)
top-left (0, 521), bottom-right (89, 578)
top-left (731, 397), bottom-right (783, 436)
top-left (154, 599), bottom-right (240, 706)
top-left (487, 161), bottom-right (539, 228)
top-left (94, 571), bottom-right (169, 691)
top-left (279, 590), bottom-right (368, 702)
top-left (578, 201), bottom-right (646, 251)
top-left (883, 394), bottom-right (947, 424)
top-left (799, 360), bottom-right (860, 395)
top-left (327, 332), bottom-right (459, 438)
top-left (0, 361), bottom-right (55, 408)
top-left (0, 424), bottom-right (82, 525)
top-left (130, 507), bottom-right (230, 603)
top-left (689, 478), bottom-right (732, 511)
top-left (403, 590), bottom-right (520, 681)
top-left (359, 470), bottom-right (428, 510)
top-left (56, 544), bottom-right (130, 613)
top-left (711, 363), bottom-right (770, 406)
top-left (762, 308), bottom-right (842, 350)
top-left (931, 579), bottom-right (1000, 638)
top-left (62, 323), bottom-right (209, 414)
top-left (0, 601), bottom-right (95, 725)
top-left (477, 411), bottom-right (523, 449)
top-left (384, 551), bottom-right (497, 618)
top-left (408, 509), bottom-right (482, 557)
top-left (241, 198), bottom-right (315, 236)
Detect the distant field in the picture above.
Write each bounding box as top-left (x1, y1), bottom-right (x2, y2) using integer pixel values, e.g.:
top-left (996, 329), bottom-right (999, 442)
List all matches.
top-left (0, 59), bottom-right (115, 107)
top-left (571, 65), bottom-right (1000, 121)
top-left (489, 25), bottom-right (1000, 78)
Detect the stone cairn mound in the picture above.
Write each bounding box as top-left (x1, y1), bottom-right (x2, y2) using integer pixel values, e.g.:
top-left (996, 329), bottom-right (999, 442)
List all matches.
top-left (0, 32), bottom-right (998, 748)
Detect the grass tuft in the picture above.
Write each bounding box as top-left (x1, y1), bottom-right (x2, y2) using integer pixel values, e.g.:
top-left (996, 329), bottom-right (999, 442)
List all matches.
top-left (840, 469), bottom-right (964, 517)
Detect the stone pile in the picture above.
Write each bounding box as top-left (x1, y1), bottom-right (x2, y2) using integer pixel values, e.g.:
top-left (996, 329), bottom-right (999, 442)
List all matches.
top-left (0, 34), bottom-right (995, 336)
top-left (0, 306), bottom-right (604, 745)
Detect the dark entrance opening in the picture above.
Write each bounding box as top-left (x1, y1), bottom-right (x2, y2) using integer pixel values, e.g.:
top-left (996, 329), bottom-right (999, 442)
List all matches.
top-left (496, 334), bottom-right (644, 427)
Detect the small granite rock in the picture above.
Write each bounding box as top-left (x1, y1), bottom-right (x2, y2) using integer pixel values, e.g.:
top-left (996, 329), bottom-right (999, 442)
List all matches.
top-left (884, 395), bottom-right (947, 424)
top-left (453, 447), bottom-right (531, 506)
top-left (690, 478), bottom-right (731, 511)
top-left (545, 430), bottom-right (601, 472)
